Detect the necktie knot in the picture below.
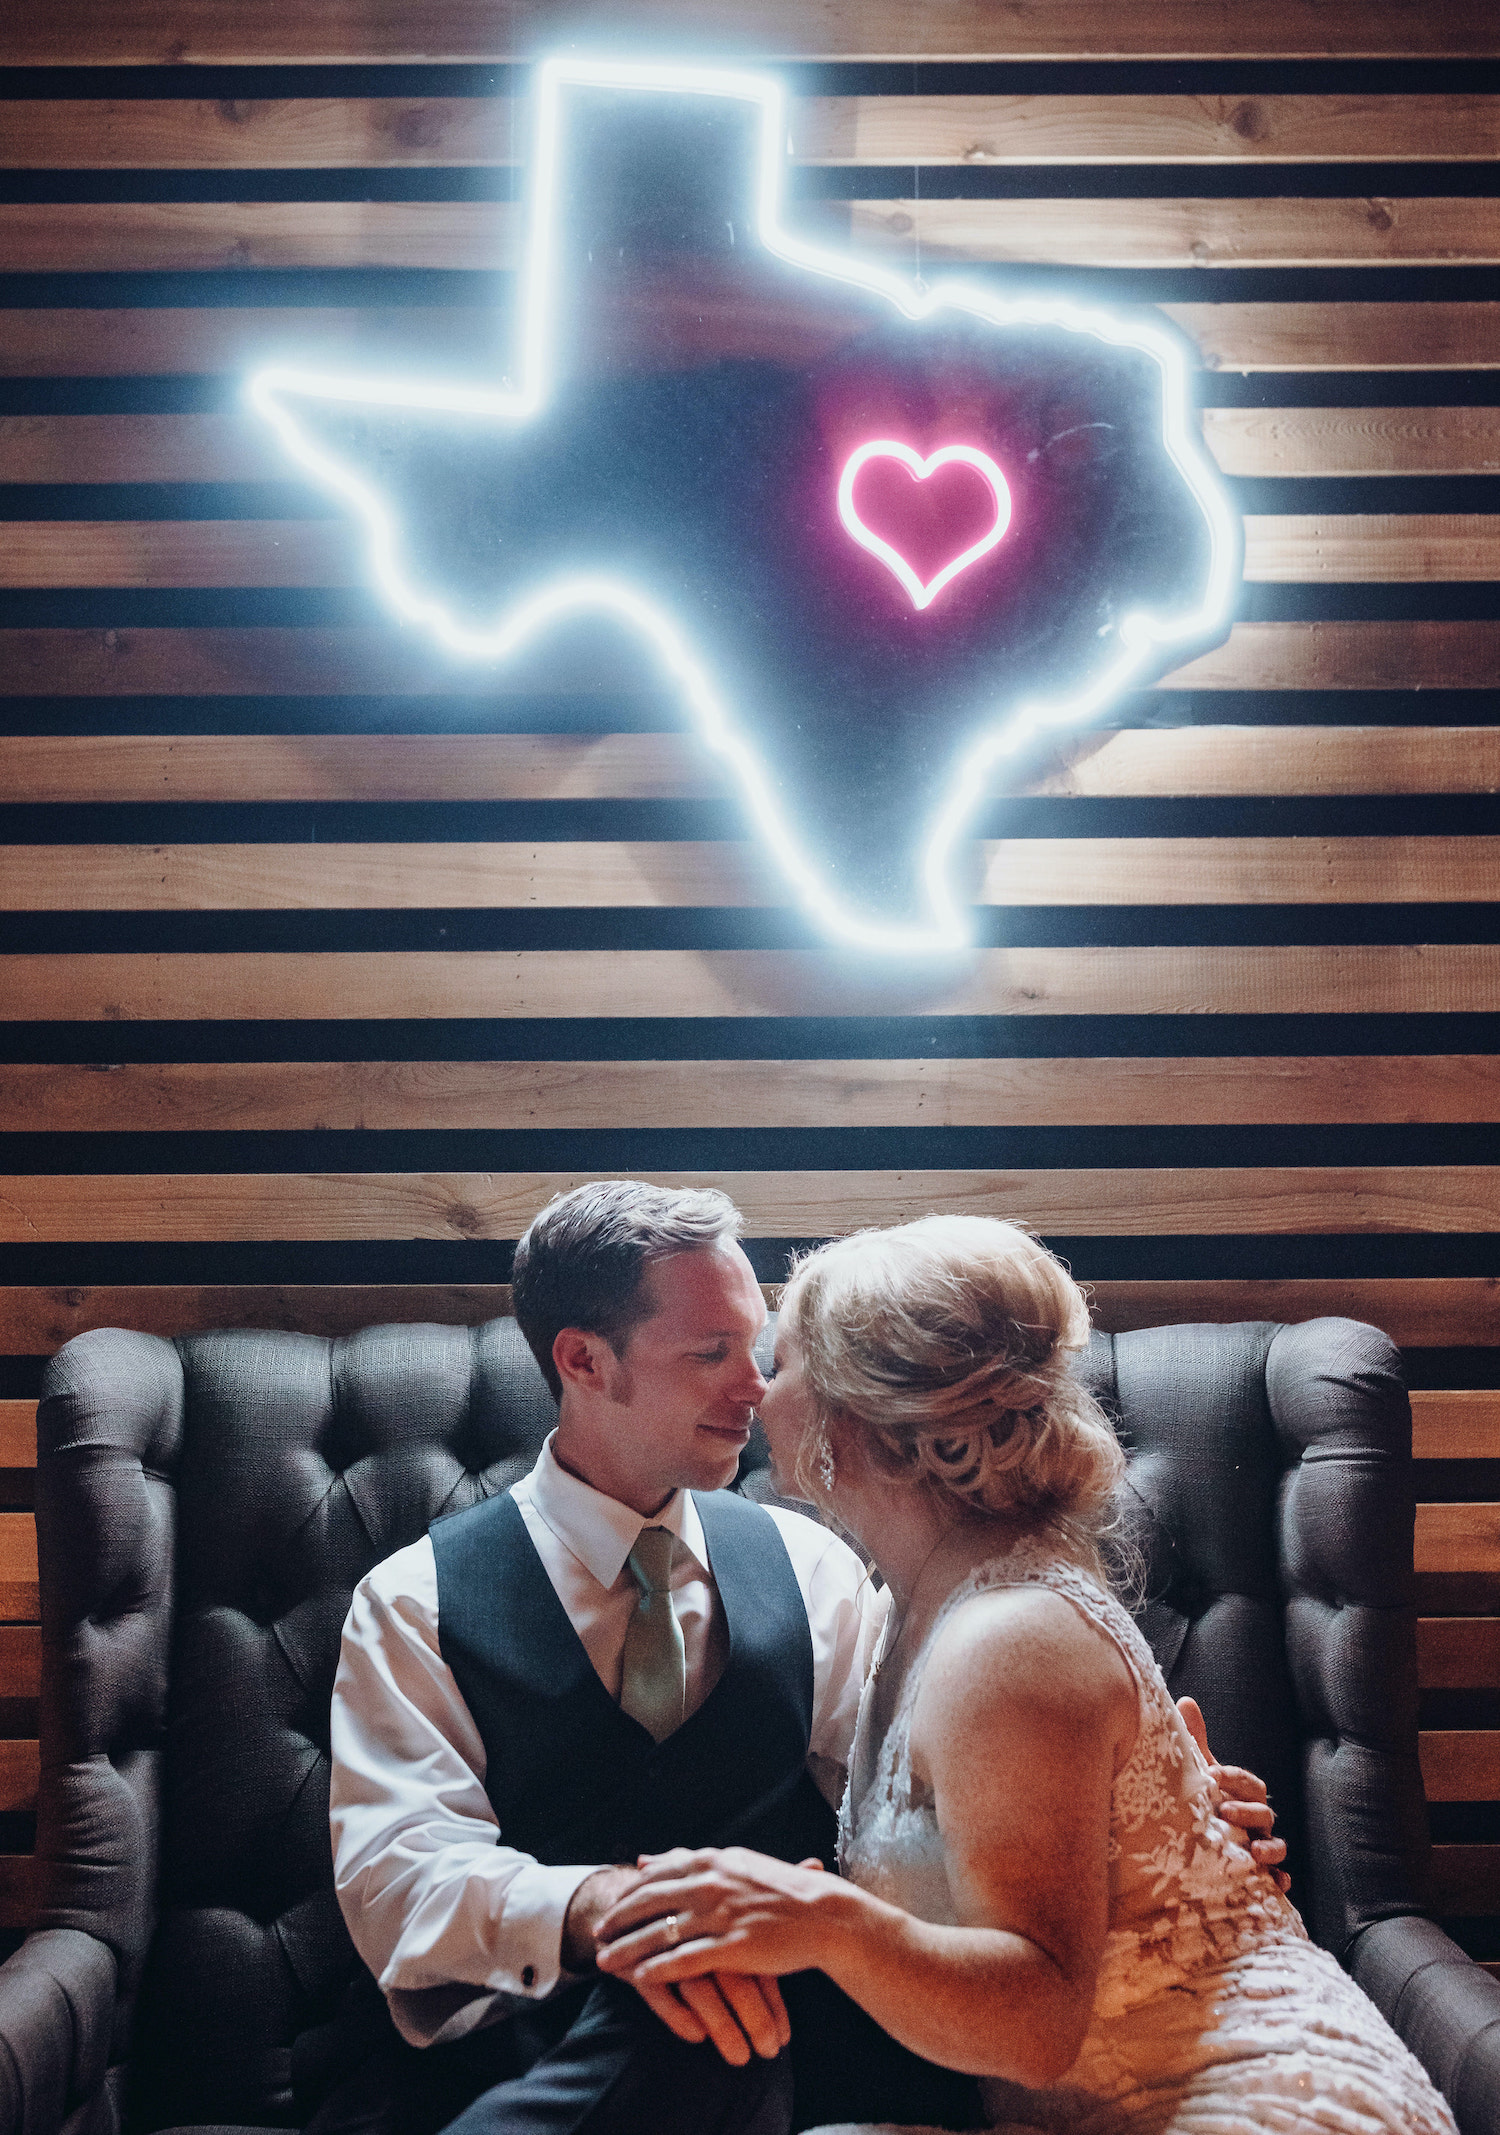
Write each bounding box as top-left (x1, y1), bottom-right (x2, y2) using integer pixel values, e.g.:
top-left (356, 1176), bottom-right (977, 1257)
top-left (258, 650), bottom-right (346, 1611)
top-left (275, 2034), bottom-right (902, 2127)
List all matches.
top-left (628, 1525), bottom-right (676, 1596)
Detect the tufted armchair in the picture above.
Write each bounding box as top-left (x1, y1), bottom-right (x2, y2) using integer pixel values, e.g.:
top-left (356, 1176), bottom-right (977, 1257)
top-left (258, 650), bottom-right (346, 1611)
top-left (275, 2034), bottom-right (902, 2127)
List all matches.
top-left (0, 1312), bottom-right (1496, 2135)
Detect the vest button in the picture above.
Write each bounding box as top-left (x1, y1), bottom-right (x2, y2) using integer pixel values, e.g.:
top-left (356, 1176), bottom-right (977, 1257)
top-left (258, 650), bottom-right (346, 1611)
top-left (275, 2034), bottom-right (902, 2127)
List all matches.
top-left (521, 1965), bottom-right (535, 1988)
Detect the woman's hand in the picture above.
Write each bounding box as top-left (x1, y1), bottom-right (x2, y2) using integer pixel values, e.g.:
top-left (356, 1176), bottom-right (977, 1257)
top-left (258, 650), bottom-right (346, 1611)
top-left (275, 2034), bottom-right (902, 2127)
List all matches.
top-left (594, 1845), bottom-right (836, 1986)
top-left (1177, 1696), bottom-right (1291, 1894)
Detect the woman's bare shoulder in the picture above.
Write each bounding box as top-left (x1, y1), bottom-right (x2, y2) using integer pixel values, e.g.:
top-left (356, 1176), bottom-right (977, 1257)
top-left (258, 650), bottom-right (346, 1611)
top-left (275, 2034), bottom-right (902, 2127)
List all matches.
top-left (917, 1578), bottom-right (1137, 1747)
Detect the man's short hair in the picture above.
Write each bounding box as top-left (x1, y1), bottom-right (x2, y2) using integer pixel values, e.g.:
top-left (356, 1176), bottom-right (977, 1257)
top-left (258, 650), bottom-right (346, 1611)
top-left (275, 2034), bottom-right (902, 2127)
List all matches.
top-left (512, 1180), bottom-right (744, 1400)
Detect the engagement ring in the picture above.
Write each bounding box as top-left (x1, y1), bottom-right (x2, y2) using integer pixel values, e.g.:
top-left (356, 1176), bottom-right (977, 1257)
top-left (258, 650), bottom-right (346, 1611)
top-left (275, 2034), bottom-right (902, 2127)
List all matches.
top-left (662, 1914), bottom-right (682, 1947)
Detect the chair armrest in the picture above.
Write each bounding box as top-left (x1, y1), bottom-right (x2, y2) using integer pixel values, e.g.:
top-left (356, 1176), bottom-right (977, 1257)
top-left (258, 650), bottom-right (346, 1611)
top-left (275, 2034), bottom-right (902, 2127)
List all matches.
top-left (0, 1931), bottom-right (117, 2135)
top-left (1352, 1913), bottom-right (1500, 2135)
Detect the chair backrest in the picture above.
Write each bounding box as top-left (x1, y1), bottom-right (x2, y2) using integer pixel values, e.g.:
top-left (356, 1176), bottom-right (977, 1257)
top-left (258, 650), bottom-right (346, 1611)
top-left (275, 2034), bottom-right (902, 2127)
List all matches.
top-left (32, 1312), bottom-right (1428, 2131)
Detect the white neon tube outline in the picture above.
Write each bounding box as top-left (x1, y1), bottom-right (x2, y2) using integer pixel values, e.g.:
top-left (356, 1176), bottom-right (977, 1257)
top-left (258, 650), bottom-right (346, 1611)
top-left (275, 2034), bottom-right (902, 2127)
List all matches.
top-left (837, 440), bottom-right (1012, 612)
top-left (249, 52), bottom-right (1239, 958)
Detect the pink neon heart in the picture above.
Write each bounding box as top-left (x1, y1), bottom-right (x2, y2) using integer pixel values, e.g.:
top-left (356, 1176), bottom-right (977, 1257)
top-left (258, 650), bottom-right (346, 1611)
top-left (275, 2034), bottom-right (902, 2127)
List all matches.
top-left (836, 440), bottom-right (1013, 611)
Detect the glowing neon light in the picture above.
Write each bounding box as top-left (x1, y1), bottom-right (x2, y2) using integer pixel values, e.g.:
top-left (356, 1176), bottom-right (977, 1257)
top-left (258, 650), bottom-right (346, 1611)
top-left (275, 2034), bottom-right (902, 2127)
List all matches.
top-left (249, 53), bottom-right (1240, 959)
top-left (837, 440), bottom-right (1012, 611)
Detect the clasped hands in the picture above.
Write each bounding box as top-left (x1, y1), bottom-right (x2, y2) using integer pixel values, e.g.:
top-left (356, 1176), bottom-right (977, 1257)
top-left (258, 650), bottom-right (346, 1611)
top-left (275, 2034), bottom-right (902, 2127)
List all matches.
top-left (575, 1694), bottom-right (1288, 2067)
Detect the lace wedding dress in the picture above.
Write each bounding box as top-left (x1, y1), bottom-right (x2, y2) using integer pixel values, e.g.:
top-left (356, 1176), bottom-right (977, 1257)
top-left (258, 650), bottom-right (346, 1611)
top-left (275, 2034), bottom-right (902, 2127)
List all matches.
top-left (813, 1538), bottom-right (1456, 2135)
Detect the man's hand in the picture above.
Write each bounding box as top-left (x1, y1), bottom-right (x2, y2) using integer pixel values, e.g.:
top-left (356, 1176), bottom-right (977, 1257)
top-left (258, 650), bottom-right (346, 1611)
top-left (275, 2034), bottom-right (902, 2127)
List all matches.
top-left (562, 1867), bottom-right (790, 2066)
top-left (1177, 1696), bottom-right (1291, 1893)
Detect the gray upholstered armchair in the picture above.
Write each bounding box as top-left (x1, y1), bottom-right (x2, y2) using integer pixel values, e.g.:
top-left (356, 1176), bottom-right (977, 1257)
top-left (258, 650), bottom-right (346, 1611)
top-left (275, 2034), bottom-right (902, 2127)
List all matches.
top-left (0, 1313), bottom-right (1495, 2135)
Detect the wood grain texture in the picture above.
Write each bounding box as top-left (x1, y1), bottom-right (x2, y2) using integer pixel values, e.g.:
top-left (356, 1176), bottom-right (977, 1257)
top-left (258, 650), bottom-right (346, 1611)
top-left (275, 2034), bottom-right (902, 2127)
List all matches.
top-left (1420, 1733), bottom-right (1500, 1803)
top-left (0, 840), bottom-right (781, 910)
top-left (0, 1628), bottom-right (40, 1702)
top-left (851, 196), bottom-right (1500, 270)
top-left (2, 514), bottom-right (1494, 588)
top-left (4, 1167), bottom-right (1499, 1242)
top-left (0, 626), bottom-right (621, 696)
top-left (1022, 728), bottom-right (1500, 799)
top-left (0, 1406), bottom-right (35, 1468)
top-left (4, 1057), bottom-right (1494, 1134)
top-left (1418, 1619), bottom-right (1500, 1691)
top-left (1203, 408), bottom-right (1500, 479)
top-left (5, 95), bottom-right (1493, 171)
top-left (0, 733), bottom-right (725, 803)
top-left (0, 1742), bottom-right (37, 1816)
top-left (5, 304), bottom-right (1497, 377)
top-left (1412, 1391), bottom-right (1500, 1462)
top-left (2, 1277), bottom-right (1498, 1351)
top-left (0, 200), bottom-right (522, 273)
top-left (2, 0), bottom-right (1496, 64)
top-left (5, 945), bottom-right (1500, 1021)
top-left (1163, 622), bottom-right (1500, 691)
top-left (6, 728), bottom-right (1499, 804)
top-left (11, 409), bottom-right (1500, 485)
top-left (7, 835), bottom-right (1500, 911)
top-left (1416, 1506), bottom-right (1500, 1578)
top-left (1160, 302), bottom-right (1500, 372)
top-left (4, 621), bottom-right (1495, 696)
top-left (17, 194), bottom-right (1500, 274)
top-left (0, 1517), bottom-right (37, 1624)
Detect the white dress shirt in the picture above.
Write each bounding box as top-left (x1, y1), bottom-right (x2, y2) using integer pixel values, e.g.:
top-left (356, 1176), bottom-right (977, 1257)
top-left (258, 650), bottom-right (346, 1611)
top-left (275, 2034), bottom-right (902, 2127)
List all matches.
top-left (330, 1436), bottom-right (889, 2047)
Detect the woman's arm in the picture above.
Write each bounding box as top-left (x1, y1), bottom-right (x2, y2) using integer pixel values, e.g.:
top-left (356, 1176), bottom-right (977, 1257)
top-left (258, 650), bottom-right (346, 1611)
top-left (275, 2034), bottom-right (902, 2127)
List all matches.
top-left (596, 1584), bottom-right (1137, 2088)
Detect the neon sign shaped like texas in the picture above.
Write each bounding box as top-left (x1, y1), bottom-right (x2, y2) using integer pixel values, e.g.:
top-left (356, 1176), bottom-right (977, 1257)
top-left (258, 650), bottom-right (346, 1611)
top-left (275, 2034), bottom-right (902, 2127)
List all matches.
top-left (252, 55), bottom-right (1239, 957)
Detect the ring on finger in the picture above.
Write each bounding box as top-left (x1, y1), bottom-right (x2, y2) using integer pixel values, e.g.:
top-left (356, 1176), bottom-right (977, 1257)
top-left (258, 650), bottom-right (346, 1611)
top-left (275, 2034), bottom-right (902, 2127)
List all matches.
top-left (662, 1913), bottom-right (682, 1948)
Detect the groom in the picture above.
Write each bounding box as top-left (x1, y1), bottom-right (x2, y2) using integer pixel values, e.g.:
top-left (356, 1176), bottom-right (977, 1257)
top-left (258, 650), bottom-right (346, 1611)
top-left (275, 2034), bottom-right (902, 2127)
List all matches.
top-left (314, 1180), bottom-right (1280, 2135)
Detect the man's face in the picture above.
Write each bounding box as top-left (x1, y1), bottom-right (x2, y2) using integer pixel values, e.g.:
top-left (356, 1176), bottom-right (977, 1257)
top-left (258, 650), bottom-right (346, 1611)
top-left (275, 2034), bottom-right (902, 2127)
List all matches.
top-left (555, 1241), bottom-right (770, 1511)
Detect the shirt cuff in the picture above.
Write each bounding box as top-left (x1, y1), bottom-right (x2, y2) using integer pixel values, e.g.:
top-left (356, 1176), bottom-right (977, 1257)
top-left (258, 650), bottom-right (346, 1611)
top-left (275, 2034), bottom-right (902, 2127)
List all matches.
top-left (494, 1861), bottom-right (603, 1997)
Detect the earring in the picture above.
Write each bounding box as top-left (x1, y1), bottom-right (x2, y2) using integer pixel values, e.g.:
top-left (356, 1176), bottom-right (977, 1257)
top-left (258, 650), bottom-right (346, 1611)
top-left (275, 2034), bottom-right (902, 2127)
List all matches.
top-left (815, 1427), bottom-right (836, 1491)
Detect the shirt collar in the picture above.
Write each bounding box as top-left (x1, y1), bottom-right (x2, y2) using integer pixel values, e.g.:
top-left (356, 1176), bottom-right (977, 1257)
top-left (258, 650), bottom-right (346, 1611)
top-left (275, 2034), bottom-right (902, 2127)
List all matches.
top-left (524, 1432), bottom-right (709, 1591)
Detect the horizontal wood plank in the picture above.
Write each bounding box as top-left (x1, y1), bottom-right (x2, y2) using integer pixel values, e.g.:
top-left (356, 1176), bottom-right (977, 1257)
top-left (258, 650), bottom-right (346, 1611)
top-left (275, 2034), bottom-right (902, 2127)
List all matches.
top-left (4, 1057), bottom-right (1495, 1134)
top-left (5, 96), bottom-right (1495, 171)
top-left (9, 193), bottom-right (1500, 275)
top-left (1023, 728), bottom-right (1500, 799)
top-left (0, 1628), bottom-right (40, 1701)
top-left (5, 834), bottom-right (1500, 910)
top-left (2, 514), bottom-right (1495, 589)
top-left (0, 733), bottom-right (724, 802)
top-left (1418, 1619), bottom-right (1500, 1691)
top-left (4, 1167), bottom-right (1500, 1242)
top-left (852, 196), bottom-right (1500, 271)
top-left (0, 1742), bottom-right (37, 1815)
top-left (0, 625), bottom-right (625, 698)
top-left (5, 728), bottom-right (1499, 804)
top-left (4, 621), bottom-right (1495, 696)
top-left (0, 1517), bottom-right (37, 1624)
top-left (1163, 622), bottom-right (1500, 691)
top-left (2, 0), bottom-right (1496, 65)
top-left (4, 304), bottom-right (1497, 378)
top-left (1412, 1391), bottom-right (1500, 1462)
top-left (2, 1276), bottom-right (1497, 1352)
top-left (1417, 1505), bottom-right (1500, 1579)
top-left (1203, 408), bottom-right (1500, 479)
top-left (10, 408), bottom-right (1499, 485)
top-left (5, 944), bottom-right (1499, 1021)
top-left (0, 1406), bottom-right (35, 1468)
top-left (1420, 1733), bottom-right (1500, 1803)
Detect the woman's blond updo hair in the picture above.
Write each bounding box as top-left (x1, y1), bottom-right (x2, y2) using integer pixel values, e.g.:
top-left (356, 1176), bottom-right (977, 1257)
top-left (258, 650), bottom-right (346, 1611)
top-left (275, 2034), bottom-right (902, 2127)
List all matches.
top-left (782, 1215), bottom-right (1125, 1571)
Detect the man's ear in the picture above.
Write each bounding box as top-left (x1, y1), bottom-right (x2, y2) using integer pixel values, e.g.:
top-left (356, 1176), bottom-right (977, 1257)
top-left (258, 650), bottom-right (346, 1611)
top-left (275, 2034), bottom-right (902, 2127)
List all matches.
top-left (553, 1325), bottom-right (615, 1394)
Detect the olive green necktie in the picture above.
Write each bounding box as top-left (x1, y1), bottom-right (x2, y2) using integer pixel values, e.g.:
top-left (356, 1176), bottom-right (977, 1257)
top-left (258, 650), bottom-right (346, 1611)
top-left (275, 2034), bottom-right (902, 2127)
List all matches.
top-left (621, 1525), bottom-right (687, 1743)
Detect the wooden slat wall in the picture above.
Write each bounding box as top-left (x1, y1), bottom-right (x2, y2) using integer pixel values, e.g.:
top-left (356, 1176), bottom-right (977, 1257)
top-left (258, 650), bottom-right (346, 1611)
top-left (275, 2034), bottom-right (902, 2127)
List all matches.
top-left (3, 1), bottom-right (1499, 1964)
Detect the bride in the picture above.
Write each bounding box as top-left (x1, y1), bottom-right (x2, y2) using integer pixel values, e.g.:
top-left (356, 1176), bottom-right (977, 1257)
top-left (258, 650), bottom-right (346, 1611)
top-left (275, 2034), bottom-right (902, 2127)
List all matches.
top-left (594, 1215), bottom-right (1456, 2134)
